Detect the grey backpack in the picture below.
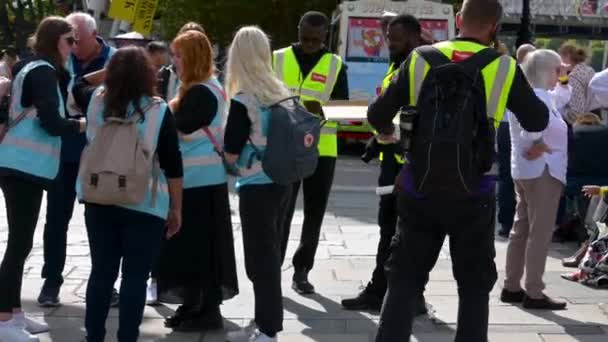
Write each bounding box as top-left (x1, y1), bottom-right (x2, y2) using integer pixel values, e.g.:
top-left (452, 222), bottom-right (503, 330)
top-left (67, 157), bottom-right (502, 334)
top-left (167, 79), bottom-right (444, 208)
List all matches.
top-left (250, 96), bottom-right (321, 185)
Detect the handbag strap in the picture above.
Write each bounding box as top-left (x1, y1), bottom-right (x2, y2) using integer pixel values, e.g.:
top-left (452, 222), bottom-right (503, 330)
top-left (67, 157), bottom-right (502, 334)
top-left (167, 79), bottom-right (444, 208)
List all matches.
top-left (202, 126), bottom-right (223, 155)
top-left (9, 108), bottom-right (34, 129)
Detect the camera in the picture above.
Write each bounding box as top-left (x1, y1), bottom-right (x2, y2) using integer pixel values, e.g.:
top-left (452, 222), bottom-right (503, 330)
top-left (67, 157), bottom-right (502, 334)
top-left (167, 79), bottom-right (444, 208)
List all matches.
top-left (361, 136), bottom-right (381, 163)
top-left (399, 106), bottom-right (418, 153)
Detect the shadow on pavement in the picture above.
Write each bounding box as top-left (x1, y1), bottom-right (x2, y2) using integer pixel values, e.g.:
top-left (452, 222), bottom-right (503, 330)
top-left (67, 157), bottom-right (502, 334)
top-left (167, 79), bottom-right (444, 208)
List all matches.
top-left (517, 305), bottom-right (608, 340)
top-left (283, 293), bottom-right (378, 338)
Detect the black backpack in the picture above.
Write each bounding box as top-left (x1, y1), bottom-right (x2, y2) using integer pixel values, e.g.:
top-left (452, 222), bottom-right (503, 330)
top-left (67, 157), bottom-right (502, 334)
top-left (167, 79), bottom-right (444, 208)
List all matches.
top-left (406, 46), bottom-right (499, 199)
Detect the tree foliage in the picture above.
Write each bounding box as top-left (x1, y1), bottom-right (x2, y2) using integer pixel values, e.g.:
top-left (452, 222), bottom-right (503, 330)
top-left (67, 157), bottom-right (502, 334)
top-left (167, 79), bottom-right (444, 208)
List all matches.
top-left (158, 0), bottom-right (463, 47)
top-left (158, 0), bottom-right (339, 48)
top-left (0, 0), bottom-right (64, 52)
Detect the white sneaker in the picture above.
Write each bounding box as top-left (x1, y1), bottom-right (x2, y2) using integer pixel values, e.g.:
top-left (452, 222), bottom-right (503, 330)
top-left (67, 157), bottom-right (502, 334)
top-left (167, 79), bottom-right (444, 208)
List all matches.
top-left (248, 329), bottom-right (277, 342)
top-left (146, 279), bottom-right (159, 306)
top-left (14, 314), bottom-right (48, 334)
top-left (0, 320), bottom-right (40, 341)
top-left (226, 328), bottom-right (250, 342)
top-left (225, 322), bottom-right (257, 342)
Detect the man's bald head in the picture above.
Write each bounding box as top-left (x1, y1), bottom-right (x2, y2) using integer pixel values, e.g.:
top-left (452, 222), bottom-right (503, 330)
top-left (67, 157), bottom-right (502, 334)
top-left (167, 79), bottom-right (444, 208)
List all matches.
top-left (516, 44), bottom-right (536, 64)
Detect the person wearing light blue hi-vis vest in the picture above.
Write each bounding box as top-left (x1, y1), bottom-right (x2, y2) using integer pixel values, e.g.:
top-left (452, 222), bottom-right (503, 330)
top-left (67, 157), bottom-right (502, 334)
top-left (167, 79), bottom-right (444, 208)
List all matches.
top-left (156, 30), bottom-right (238, 332)
top-left (0, 17), bottom-right (85, 342)
top-left (72, 47), bottom-right (183, 342)
top-left (223, 26), bottom-right (294, 342)
top-left (37, 12), bottom-right (118, 309)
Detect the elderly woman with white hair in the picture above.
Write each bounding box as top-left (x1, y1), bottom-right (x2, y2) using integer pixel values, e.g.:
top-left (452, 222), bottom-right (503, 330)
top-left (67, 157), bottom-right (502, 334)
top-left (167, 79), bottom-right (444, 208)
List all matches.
top-left (500, 49), bottom-right (568, 310)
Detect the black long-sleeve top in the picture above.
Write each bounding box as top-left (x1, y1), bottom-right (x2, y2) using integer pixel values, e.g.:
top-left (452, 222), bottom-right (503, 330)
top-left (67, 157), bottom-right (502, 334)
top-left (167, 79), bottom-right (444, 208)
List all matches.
top-left (291, 44), bottom-right (350, 100)
top-left (72, 79), bottom-right (183, 179)
top-left (368, 39), bottom-right (549, 135)
top-left (0, 58), bottom-right (80, 135)
top-left (224, 100), bottom-right (251, 155)
top-left (173, 84), bottom-right (218, 134)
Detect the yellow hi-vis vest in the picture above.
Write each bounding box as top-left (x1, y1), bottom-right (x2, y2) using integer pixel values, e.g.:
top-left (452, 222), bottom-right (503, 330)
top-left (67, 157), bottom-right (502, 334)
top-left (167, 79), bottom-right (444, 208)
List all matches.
top-left (273, 46), bottom-right (343, 157)
top-left (408, 40), bottom-right (517, 127)
top-left (378, 62), bottom-right (405, 164)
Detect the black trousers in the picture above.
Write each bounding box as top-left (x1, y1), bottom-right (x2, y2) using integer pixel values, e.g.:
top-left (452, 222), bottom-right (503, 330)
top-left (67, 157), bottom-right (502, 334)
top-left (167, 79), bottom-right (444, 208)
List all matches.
top-left (84, 204), bottom-right (164, 342)
top-left (41, 160), bottom-right (79, 287)
top-left (375, 192), bottom-right (497, 342)
top-left (239, 183), bottom-right (291, 336)
top-left (281, 157), bottom-right (336, 271)
top-left (497, 121), bottom-right (516, 233)
top-left (368, 154), bottom-right (401, 296)
top-left (0, 175), bottom-right (44, 312)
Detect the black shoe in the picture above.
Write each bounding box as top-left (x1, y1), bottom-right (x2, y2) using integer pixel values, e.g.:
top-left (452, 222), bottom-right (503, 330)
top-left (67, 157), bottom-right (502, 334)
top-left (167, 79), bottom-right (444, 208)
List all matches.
top-left (165, 305), bottom-right (192, 328)
top-left (416, 295), bottom-right (428, 316)
top-left (170, 307), bottom-right (224, 332)
top-left (523, 294), bottom-right (567, 310)
top-left (292, 271), bottom-right (315, 295)
top-left (37, 284), bottom-right (61, 308)
top-left (110, 288), bottom-right (119, 308)
top-left (500, 289), bottom-right (525, 303)
top-left (341, 289), bottom-right (383, 311)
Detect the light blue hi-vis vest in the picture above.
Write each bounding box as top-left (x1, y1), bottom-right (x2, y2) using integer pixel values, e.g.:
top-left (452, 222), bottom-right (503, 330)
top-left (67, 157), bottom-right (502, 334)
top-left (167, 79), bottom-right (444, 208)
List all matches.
top-left (78, 87), bottom-right (171, 219)
top-left (65, 47), bottom-right (117, 117)
top-left (180, 78), bottom-right (228, 189)
top-left (0, 60), bottom-right (64, 180)
top-left (232, 93), bottom-right (272, 191)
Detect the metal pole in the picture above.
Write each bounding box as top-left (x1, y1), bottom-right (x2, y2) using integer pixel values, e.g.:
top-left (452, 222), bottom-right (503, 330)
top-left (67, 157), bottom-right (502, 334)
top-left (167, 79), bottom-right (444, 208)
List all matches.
top-left (516, 0), bottom-right (532, 48)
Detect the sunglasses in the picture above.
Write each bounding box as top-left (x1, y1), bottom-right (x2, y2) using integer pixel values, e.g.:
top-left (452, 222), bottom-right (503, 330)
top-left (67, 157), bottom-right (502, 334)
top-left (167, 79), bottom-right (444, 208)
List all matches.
top-left (65, 37), bottom-right (77, 46)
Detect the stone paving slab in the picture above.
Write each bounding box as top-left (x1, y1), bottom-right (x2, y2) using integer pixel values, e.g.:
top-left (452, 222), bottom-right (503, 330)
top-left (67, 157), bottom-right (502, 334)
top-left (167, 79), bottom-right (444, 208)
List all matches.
top-left (3, 158), bottom-right (608, 341)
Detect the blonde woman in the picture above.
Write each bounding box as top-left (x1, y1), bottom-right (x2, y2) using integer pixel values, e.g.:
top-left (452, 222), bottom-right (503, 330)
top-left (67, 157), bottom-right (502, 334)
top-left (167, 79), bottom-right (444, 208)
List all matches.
top-left (223, 26), bottom-right (292, 342)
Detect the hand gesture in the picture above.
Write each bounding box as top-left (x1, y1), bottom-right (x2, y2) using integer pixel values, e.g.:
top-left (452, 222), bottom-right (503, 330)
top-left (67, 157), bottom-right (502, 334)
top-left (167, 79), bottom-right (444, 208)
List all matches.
top-left (582, 185), bottom-right (602, 198)
top-left (524, 142), bottom-right (552, 161)
top-left (166, 208), bottom-right (182, 239)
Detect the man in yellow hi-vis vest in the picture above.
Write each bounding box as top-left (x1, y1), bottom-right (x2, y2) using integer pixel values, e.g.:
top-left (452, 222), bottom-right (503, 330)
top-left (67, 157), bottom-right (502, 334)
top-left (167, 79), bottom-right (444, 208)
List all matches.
top-left (368, 0), bottom-right (550, 341)
top-left (274, 11), bottom-right (349, 295)
top-left (342, 13), bottom-right (427, 315)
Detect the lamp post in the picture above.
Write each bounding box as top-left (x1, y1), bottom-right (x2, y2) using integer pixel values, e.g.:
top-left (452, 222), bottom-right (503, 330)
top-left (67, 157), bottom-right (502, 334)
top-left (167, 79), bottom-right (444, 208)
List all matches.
top-left (516, 0), bottom-right (532, 47)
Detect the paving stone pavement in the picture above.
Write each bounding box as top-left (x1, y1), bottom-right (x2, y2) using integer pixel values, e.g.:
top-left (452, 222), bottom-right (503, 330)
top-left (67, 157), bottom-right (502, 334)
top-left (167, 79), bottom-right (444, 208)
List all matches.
top-left (1, 158), bottom-right (607, 341)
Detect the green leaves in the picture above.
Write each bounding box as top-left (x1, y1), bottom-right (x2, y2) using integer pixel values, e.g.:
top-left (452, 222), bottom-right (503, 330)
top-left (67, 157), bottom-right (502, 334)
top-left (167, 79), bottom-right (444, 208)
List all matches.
top-left (157, 0), bottom-right (337, 47)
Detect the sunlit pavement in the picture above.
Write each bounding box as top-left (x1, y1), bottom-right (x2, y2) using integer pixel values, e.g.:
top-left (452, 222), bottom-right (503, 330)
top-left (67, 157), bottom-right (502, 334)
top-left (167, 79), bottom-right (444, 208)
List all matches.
top-left (1, 156), bottom-right (607, 341)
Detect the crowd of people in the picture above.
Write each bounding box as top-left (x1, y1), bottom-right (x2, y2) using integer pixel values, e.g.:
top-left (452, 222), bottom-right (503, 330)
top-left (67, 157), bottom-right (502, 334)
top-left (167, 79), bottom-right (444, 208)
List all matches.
top-left (0, 0), bottom-right (607, 341)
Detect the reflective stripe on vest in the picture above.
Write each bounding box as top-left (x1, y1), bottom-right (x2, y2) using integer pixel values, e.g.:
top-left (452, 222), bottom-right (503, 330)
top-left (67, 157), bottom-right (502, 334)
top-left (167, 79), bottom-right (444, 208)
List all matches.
top-left (0, 60), bottom-right (64, 180)
top-left (179, 77), bottom-right (228, 189)
top-left (381, 63), bottom-right (399, 92)
top-left (232, 93), bottom-right (273, 188)
top-left (273, 47), bottom-right (342, 104)
top-left (408, 41), bottom-right (517, 127)
top-left (378, 63), bottom-right (405, 165)
top-left (81, 88), bottom-right (171, 219)
top-left (273, 46), bottom-right (342, 157)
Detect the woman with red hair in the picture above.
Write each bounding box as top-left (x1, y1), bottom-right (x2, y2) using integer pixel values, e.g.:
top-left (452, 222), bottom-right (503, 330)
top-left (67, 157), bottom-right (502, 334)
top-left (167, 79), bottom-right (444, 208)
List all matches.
top-left (157, 30), bottom-right (238, 332)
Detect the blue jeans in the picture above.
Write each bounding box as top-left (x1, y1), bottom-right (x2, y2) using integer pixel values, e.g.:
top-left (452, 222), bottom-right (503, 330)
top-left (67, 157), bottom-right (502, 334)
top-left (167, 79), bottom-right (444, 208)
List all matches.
top-left (84, 204), bottom-right (164, 342)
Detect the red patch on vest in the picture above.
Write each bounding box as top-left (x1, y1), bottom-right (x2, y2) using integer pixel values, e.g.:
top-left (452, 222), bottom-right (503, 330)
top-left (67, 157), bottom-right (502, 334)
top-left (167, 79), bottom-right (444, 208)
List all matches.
top-left (311, 73), bottom-right (327, 83)
top-left (452, 50), bottom-right (474, 62)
